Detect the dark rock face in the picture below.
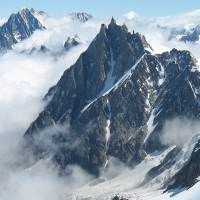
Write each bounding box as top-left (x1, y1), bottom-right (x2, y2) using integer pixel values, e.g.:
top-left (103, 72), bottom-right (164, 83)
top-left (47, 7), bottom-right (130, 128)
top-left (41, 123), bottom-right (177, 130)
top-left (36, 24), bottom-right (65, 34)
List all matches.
top-left (63, 35), bottom-right (82, 51)
top-left (23, 17), bottom-right (200, 186)
top-left (0, 7), bottom-right (44, 51)
top-left (112, 195), bottom-right (128, 200)
top-left (23, 18), bottom-right (155, 176)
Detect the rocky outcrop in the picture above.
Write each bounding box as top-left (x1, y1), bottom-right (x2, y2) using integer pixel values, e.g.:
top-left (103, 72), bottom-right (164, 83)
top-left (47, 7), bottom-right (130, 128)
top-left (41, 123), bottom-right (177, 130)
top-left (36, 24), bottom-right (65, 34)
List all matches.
top-left (63, 35), bottom-right (82, 51)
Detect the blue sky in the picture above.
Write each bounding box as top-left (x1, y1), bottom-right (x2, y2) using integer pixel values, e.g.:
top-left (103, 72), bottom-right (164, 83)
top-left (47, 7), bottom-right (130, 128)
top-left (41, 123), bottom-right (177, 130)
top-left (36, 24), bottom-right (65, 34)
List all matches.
top-left (0, 0), bottom-right (200, 19)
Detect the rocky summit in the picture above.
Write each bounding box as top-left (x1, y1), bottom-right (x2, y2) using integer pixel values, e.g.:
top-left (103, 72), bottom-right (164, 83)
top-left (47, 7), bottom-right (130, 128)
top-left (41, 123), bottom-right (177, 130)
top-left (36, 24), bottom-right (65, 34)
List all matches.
top-left (169, 25), bottom-right (200, 43)
top-left (70, 12), bottom-right (93, 22)
top-left (0, 7), bottom-right (44, 51)
top-left (63, 35), bottom-right (82, 51)
top-left (23, 18), bottom-right (200, 189)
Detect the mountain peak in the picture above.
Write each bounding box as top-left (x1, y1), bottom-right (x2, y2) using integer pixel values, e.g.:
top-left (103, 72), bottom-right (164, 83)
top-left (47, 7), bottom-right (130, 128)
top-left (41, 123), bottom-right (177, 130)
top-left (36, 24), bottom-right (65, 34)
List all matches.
top-left (111, 16), bottom-right (116, 25)
top-left (30, 8), bottom-right (37, 15)
top-left (109, 17), bottom-right (117, 29)
top-left (63, 35), bottom-right (82, 51)
top-left (74, 34), bottom-right (79, 40)
top-left (108, 17), bottom-right (128, 34)
top-left (19, 6), bottom-right (29, 14)
top-left (0, 7), bottom-right (44, 51)
top-left (70, 12), bottom-right (93, 22)
top-left (20, 6), bottom-right (28, 11)
top-left (23, 19), bottom-right (155, 176)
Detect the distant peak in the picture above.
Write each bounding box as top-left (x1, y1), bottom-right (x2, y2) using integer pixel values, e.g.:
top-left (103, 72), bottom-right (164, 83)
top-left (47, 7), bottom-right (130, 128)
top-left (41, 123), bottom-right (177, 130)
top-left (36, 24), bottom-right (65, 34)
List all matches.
top-left (20, 6), bottom-right (29, 12)
top-left (110, 17), bottom-right (116, 25)
top-left (19, 7), bottom-right (30, 15)
top-left (74, 34), bottom-right (79, 39)
top-left (70, 12), bottom-right (93, 22)
top-left (74, 34), bottom-right (81, 42)
top-left (39, 45), bottom-right (50, 53)
top-left (30, 8), bottom-right (37, 14)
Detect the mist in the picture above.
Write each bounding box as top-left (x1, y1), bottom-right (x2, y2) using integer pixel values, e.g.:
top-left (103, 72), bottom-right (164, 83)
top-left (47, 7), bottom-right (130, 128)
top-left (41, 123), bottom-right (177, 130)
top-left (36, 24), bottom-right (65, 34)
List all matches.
top-left (0, 24), bottom-right (92, 200)
top-left (118, 9), bottom-right (200, 58)
top-left (160, 117), bottom-right (200, 147)
top-left (0, 158), bottom-right (94, 200)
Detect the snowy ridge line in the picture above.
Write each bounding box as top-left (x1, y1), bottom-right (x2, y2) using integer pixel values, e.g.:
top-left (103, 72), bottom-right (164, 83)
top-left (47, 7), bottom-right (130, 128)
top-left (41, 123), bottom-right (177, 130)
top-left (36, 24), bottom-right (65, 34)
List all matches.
top-left (80, 55), bottom-right (145, 116)
top-left (19, 8), bottom-right (30, 30)
top-left (187, 78), bottom-right (197, 99)
top-left (127, 126), bottom-right (143, 141)
top-left (111, 54), bottom-right (145, 92)
top-left (145, 133), bottom-right (200, 190)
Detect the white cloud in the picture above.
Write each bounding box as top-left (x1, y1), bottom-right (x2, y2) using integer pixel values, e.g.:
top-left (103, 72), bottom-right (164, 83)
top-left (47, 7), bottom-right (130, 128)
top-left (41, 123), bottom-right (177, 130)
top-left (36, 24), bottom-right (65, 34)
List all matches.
top-left (0, 158), bottom-right (93, 200)
top-left (0, 18), bottom-right (6, 26)
top-left (123, 11), bottom-right (138, 20)
top-left (34, 12), bottom-right (72, 29)
top-left (161, 118), bottom-right (200, 147)
top-left (117, 10), bottom-right (200, 58)
top-left (13, 17), bottom-right (107, 54)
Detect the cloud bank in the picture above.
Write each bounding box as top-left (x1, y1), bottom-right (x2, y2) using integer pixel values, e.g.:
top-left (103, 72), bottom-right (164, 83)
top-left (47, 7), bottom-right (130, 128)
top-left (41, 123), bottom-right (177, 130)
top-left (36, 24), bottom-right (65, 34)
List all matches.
top-left (0, 14), bottom-right (109, 200)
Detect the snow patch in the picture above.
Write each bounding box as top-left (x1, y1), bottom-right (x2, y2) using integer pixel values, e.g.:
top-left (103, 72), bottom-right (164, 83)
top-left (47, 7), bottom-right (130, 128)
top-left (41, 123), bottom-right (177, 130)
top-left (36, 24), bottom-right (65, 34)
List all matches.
top-left (80, 55), bottom-right (144, 116)
top-left (105, 100), bottom-right (111, 143)
top-left (144, 109), bottom-right (155, 145)
top-left (14, 32), bottom-right (22, 43)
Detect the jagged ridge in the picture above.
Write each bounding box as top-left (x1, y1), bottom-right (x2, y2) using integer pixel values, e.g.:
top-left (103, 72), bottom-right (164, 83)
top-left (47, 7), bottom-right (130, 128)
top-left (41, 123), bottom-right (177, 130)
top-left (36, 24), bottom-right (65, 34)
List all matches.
top-left (23, 18), bottom-right (200, 191)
